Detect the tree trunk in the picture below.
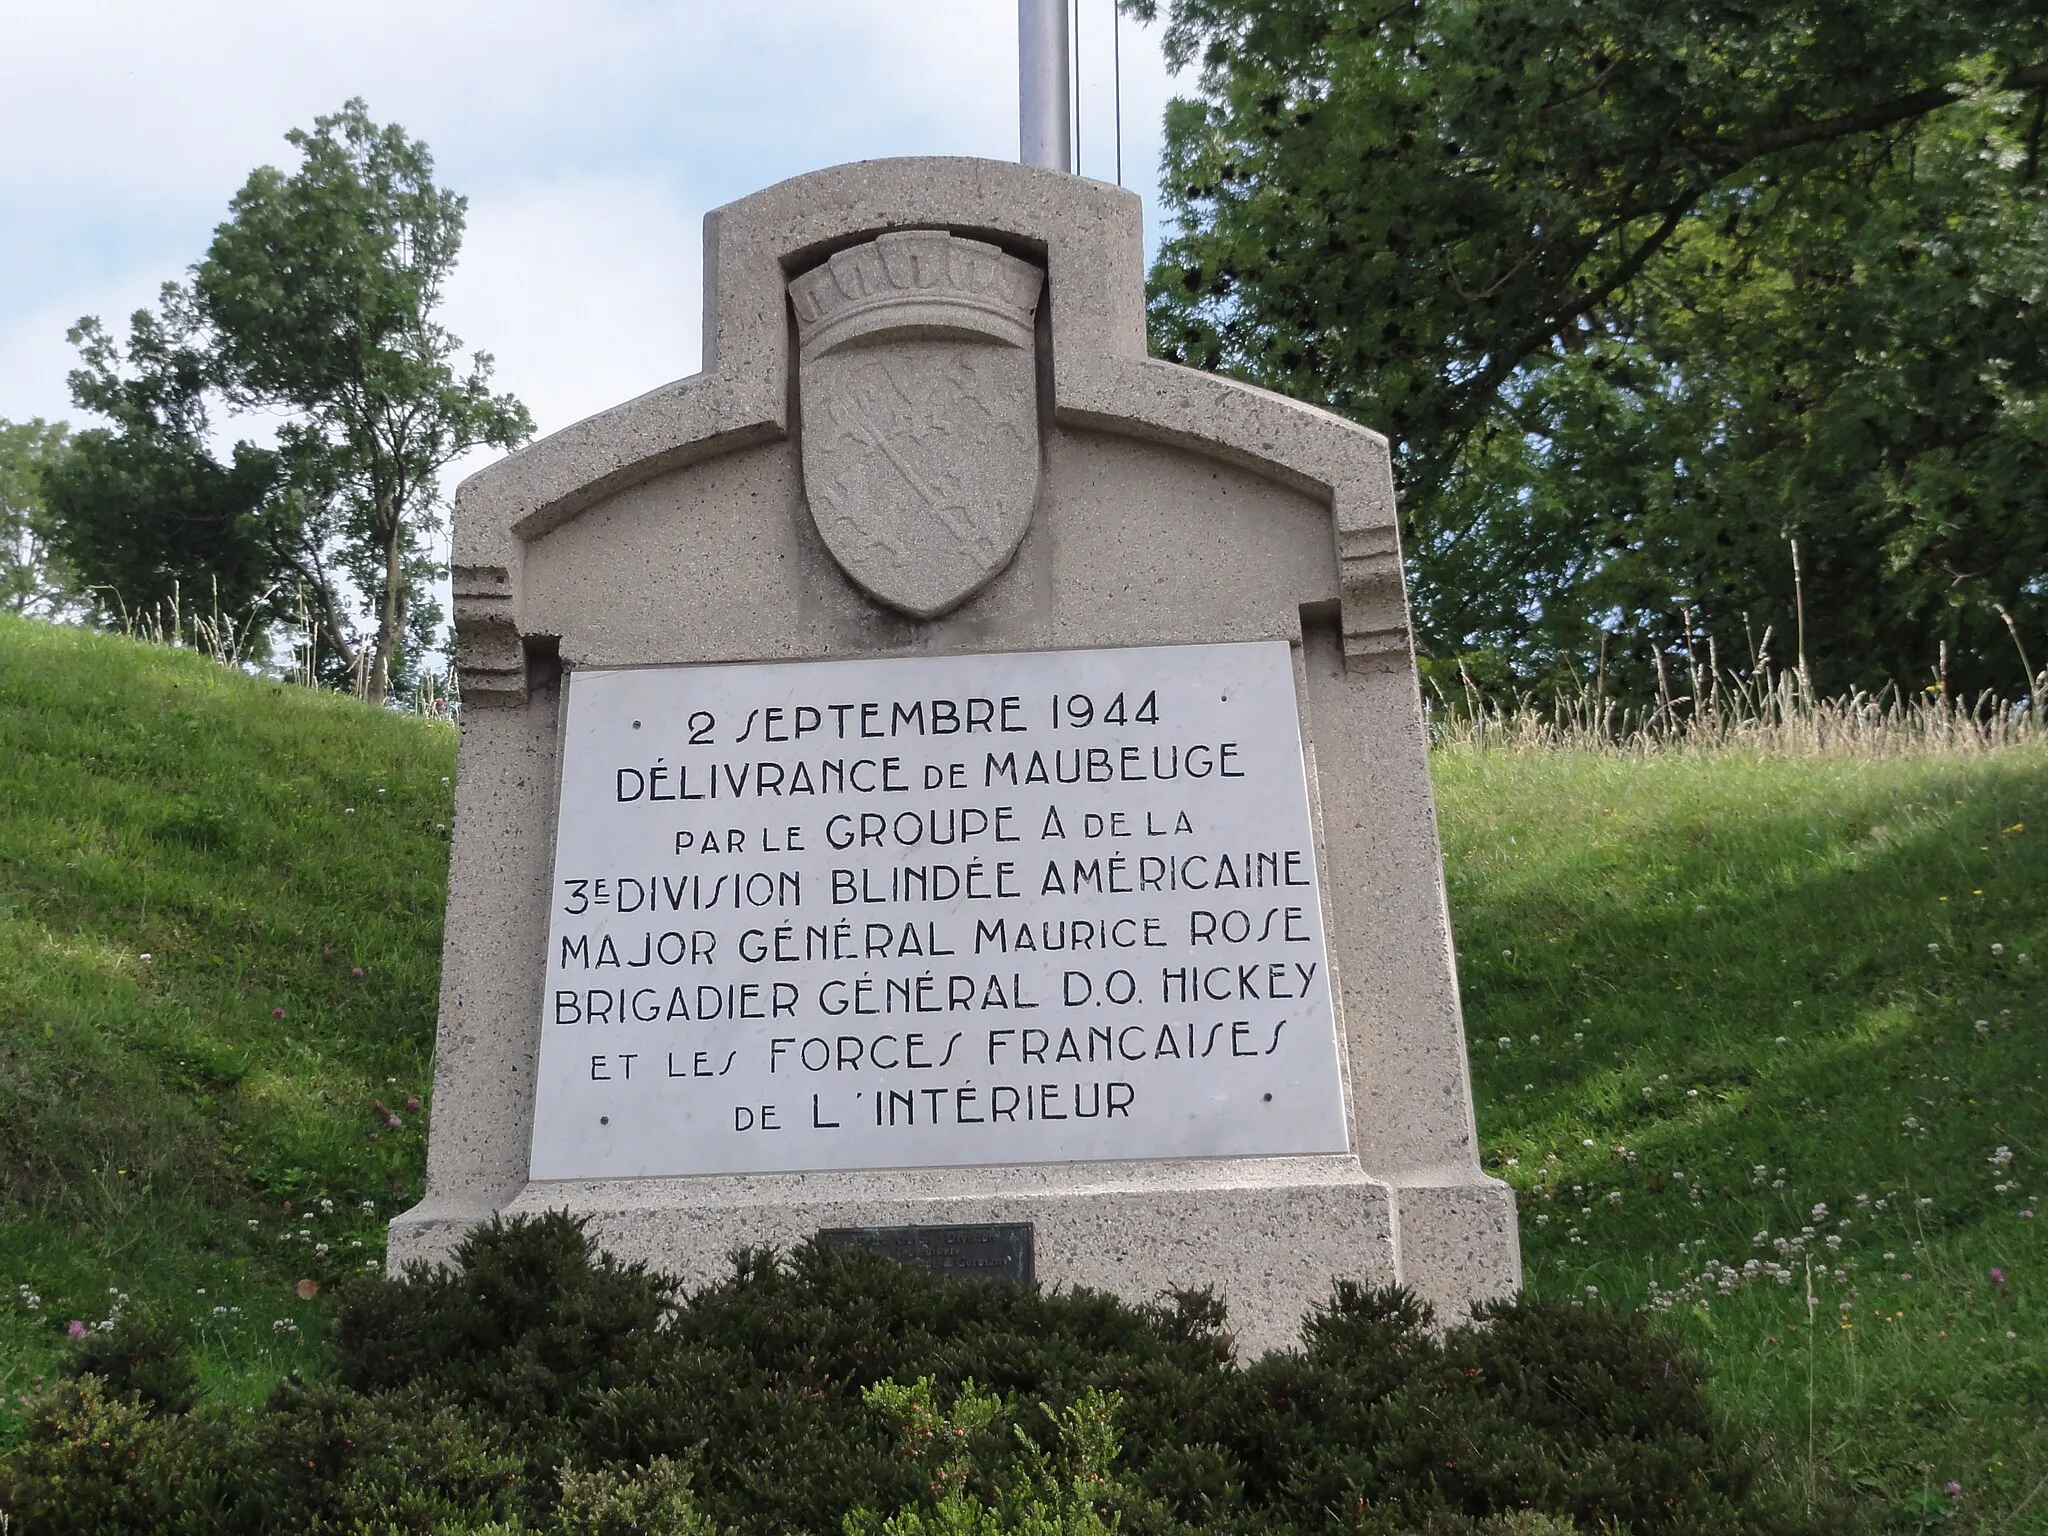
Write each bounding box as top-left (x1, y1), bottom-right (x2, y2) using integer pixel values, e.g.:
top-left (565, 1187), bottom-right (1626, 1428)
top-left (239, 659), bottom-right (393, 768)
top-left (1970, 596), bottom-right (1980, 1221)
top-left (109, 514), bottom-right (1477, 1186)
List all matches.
top-left (285, 533), bottom-right (361, 684)
top-left (369, 480), bottom-right (400, 704)
top-left (306, 575), bottom-right (359, 679)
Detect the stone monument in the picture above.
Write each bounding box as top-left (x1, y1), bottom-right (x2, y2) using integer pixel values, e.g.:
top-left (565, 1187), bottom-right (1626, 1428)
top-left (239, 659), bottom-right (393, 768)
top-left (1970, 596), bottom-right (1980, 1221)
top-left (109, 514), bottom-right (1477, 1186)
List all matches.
top-left (388, 158), bottom-right (1519, 1354)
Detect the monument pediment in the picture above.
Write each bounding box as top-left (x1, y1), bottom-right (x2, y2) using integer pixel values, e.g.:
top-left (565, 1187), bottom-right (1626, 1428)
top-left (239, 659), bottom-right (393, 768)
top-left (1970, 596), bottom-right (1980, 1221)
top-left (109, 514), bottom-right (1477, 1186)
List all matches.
top-left (449, 160), bottom-right (1405, 707)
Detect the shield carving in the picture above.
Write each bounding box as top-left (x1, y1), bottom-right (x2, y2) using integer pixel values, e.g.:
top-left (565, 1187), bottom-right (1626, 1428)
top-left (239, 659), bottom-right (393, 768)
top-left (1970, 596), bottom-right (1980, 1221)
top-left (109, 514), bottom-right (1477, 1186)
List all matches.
top-left (789, 231), bottom-right (1045, 619)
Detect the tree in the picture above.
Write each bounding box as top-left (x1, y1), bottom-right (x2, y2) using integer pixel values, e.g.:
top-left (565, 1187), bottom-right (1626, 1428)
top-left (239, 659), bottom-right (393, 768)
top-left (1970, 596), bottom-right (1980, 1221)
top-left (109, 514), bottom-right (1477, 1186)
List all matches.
top-left (45, 99), bottom-right (530, 701)
top-left (39, 307), bottom-right (319, 660)
top-left (1429, 102), bottom-right (2048, 701)
top-left (0, 418), bottom-right (71, 616)
top-left (190, 99), bottom-right (531, 702)
top-left (1134, 0), bottom-right (2048, 698)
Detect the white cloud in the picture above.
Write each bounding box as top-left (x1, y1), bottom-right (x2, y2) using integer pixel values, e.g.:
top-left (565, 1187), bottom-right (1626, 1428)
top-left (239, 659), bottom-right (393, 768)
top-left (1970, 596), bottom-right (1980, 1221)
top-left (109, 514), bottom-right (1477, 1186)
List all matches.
top-left (0, 280), bottom-right (160, 426)
top-left (440, 177), bottom-right (703, 440)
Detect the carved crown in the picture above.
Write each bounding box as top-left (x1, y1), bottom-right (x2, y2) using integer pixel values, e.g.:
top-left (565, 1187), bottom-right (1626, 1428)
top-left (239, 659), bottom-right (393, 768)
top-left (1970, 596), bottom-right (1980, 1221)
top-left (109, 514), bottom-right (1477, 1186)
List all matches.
top-left (789, 231), bottom-right (1044, 358)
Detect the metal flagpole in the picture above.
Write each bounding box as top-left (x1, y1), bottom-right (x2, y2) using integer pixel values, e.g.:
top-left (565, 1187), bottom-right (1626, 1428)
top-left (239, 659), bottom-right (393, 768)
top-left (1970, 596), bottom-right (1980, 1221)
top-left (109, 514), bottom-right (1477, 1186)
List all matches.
top-left (1113, 0), bottom-right (1123, 185)
top-left (1018, 0), bottom-right (1071, 171)
top-left (1071, 0), bottom-right (1082, 177)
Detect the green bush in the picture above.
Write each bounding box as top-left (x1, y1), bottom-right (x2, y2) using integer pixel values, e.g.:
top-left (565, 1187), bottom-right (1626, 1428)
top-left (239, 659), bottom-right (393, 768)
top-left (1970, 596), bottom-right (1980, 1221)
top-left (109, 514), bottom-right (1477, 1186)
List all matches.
top-left (0, 1377), bottom-right (184, 1535)
top-left (0, 1215), bottom-right (1833, 1534)
top-left (61, 1307), bottom-right (198, 1414)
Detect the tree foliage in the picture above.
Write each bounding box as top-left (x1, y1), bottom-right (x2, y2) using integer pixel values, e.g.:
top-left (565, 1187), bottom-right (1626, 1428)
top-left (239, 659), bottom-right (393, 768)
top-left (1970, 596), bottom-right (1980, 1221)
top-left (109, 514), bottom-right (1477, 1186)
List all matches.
top-left (1136, 0), bottom-right (2048, 699)
top-left (42, 99), bottom-right (529, 701)
top-left (0, 417), bottom-right (71, 616)
top-left (41, 309), bottom-right (317, 653)
top-left (190, 99), bottom-right (530, 701)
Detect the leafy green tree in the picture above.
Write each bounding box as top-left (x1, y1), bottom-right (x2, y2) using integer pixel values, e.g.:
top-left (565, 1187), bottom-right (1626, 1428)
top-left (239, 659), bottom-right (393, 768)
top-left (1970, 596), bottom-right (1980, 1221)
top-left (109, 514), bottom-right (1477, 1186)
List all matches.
top-left (1431, 99), bottom-right (2048, 701)
top-left (190, 99), bottom-right (530, 702)
top-left (48, 99), bottom-right (530, 701)
top-left (40, 308), bottom-right (327, 663)
top-left (0, 417), bottom-right (71, 616)
top-left (1135, 0), bottom-right (2048, 698)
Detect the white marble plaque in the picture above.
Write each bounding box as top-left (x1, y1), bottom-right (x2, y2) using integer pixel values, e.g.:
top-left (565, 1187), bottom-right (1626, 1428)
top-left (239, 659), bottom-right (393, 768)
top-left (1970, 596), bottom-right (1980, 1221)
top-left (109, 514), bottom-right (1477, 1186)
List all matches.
top-left (528, 641), bottom-right (1349, 1179)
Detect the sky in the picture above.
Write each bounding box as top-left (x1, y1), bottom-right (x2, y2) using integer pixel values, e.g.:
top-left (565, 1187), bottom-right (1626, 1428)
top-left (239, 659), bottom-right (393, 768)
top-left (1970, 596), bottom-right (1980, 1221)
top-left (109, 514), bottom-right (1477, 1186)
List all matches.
top-left (0, 0), bottom-right (1182, 450)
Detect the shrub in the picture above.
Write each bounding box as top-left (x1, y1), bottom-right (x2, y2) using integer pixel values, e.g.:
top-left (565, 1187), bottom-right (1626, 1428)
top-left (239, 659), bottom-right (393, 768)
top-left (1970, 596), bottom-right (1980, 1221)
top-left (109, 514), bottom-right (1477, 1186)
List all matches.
top-left (845, 1377), bottom-right (1136, 1536)
top-left (0, 1377), bottom-right (184, 1535)
top-left (545, 1457), bottom-right (721, 1536)
top-left (61, 1307), bottom-right (199, 1414)
top-left (339, 1212), bottom-right (679, 1423)
top-left (0, 1216), bottom-right (1831, 1534)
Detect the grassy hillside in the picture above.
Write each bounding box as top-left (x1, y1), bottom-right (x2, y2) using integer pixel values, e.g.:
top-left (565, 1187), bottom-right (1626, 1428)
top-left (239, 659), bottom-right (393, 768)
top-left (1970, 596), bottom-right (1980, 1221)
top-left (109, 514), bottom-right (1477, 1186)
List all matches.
top-left (0, 615), bottom-right (2042, 1529)
top-left (0, 614), bottom-right (455, 1406)
top-left (1437, 746), bottom-right (2047, 1530)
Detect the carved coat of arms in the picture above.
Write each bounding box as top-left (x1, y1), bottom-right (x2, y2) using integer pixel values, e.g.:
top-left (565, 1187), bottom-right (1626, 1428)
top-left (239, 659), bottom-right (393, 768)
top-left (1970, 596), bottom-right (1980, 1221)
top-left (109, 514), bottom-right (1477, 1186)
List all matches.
top-left (789, 231), bottom-right (1045, 618)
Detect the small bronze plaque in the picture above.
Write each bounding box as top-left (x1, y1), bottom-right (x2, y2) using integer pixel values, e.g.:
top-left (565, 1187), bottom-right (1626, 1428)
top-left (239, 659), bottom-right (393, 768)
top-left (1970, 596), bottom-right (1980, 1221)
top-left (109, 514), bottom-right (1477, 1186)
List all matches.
top-left (819, 1222), bottom-right (1034, 1284)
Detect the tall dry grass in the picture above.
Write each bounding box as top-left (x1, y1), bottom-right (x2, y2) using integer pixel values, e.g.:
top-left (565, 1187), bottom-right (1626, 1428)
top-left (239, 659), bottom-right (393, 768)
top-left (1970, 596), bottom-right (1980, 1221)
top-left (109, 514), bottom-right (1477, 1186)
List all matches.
top-left (99, 579), bottom-right (453, 717)
top-left (1429, 664), bottom-right (2044, 757)
top-left (88, 578), bottom-right (2048, 749)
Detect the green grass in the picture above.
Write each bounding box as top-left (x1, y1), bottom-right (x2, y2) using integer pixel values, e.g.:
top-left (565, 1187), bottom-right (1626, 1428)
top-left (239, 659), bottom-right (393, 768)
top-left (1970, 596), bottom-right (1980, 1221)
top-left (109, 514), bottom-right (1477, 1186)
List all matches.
top-left (0, 613), bottom-right (455, 1412)
top-left (0, 614), bottom-right (2042, 1530)
top-left (1438, 745), bottom-right (2048, 1532)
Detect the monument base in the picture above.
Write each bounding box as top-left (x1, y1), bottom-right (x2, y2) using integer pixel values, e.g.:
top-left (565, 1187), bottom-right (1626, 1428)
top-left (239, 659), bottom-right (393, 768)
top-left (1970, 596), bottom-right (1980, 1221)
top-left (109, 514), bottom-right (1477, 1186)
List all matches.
top-left (388, 1157), bottom-right (1518, 1359)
